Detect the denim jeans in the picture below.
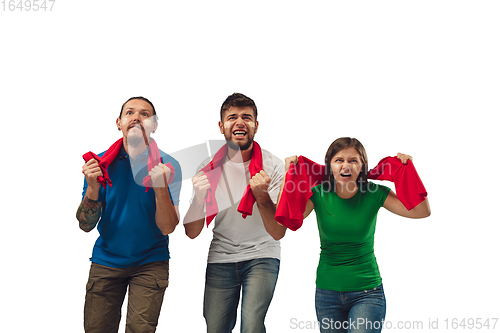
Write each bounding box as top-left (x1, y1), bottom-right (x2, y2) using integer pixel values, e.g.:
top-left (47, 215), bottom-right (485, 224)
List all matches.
top-left (315, 284), bottom-right (386, 333)
top-left (203, 258), bottom-right (280, 333)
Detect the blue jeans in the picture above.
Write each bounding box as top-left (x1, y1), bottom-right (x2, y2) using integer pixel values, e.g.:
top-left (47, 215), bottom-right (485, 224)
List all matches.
top-left (203, 258), bottom-right (280, 333)
top-left (315, 284), bottom-right (386, 333)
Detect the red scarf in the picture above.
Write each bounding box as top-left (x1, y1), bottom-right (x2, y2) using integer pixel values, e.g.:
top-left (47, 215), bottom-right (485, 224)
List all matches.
top-left (201, 141), bottom-right (263, 226)
top-left (367, 156), bottom-right (427, 210)
top-left (82, 138), bottom-right (174, 192)
top-left (276, 155), bottom-right (427, 230)
top-left (275, 156), bottom-right (325, 231)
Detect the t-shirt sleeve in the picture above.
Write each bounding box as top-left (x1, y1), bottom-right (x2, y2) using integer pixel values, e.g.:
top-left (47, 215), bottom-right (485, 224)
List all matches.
top-left (370, 182), bottom-right (391, 207)
top-left (309, 184), bottom-right (322, 208)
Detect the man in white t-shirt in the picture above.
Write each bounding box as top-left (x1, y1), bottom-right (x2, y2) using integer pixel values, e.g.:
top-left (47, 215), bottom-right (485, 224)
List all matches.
top-left (183, 93), bottom-right (286, 333)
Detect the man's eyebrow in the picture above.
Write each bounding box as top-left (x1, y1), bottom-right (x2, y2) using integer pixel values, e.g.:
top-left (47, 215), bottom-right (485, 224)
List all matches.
top-left (227, 113), bottom-right (253, 118)
top-left (125, 107), bottom-right (151, 112)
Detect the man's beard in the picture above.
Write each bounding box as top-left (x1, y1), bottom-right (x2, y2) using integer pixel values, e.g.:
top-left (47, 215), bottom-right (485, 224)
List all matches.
top-left (226, 137), bottom-right (253, 151)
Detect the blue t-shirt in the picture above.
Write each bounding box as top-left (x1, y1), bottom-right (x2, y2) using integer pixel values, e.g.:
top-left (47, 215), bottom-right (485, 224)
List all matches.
top-left (82, 146), bottom-right (182, 268)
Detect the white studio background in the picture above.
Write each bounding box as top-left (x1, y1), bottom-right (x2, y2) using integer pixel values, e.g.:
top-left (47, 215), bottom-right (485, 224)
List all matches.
top-left (1, 1), bottom-right (499, 332)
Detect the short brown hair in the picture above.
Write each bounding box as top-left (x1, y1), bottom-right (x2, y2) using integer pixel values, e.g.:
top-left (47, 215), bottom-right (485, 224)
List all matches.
top-left (119, 96), bottom-right (157, 119)
top-left (220, 93), bottom-right (258, 121)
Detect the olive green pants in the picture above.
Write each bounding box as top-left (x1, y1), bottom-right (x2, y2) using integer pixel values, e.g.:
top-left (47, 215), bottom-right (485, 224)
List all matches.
top-left (84, 260), bottom-right (169, 333)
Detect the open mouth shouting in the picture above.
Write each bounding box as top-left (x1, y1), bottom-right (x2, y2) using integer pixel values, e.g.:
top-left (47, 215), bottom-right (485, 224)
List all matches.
top-left (226, 127), bottom-right (254, 151)
top-left (232, 130), bottom-right (247, 139)
top-left (340, 172), bottom-right (352, 180)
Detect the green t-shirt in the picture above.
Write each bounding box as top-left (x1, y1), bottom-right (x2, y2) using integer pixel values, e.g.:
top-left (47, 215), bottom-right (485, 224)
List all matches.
top-left (310, 182), bottom-right (391, 292)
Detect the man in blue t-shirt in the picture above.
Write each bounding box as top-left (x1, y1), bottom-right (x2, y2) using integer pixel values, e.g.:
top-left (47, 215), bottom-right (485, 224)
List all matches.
top-left (76, 96), bottom-right (182, 333)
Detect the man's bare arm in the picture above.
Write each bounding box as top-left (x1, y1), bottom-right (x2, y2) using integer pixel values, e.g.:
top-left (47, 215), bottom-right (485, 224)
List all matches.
top-left (77, 158), bottom-right (103, 232)
top-left (76, 195), bottom-right (102, 232)
top-left (183, 171), bottom-right (210, 239)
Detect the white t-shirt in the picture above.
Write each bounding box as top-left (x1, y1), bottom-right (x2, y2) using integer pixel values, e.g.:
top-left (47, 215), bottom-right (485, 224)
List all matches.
top-left (190, 148), bottom-right (284, 263)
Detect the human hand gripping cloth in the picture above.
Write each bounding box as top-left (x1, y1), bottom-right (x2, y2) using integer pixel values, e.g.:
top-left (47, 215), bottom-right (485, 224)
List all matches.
top-left (275, 156), bottom-right (325, 231)
top-left (275, 155), bottom-right (427, 230)
top-left (201, 141), bottom-right (263, 227)
top-left (367, 156), bottom-right (427, 210)
top-left (82, 138), bottom-right (175, 192)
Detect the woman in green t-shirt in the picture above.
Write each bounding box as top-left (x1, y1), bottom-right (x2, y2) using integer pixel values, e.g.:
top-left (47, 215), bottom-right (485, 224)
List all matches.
top-left (281, 137), bottom-right (431, 333)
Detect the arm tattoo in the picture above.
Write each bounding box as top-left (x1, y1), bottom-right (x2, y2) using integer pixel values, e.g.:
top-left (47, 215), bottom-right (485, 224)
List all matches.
top-left (76, 196), bottom-right (102, 232)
